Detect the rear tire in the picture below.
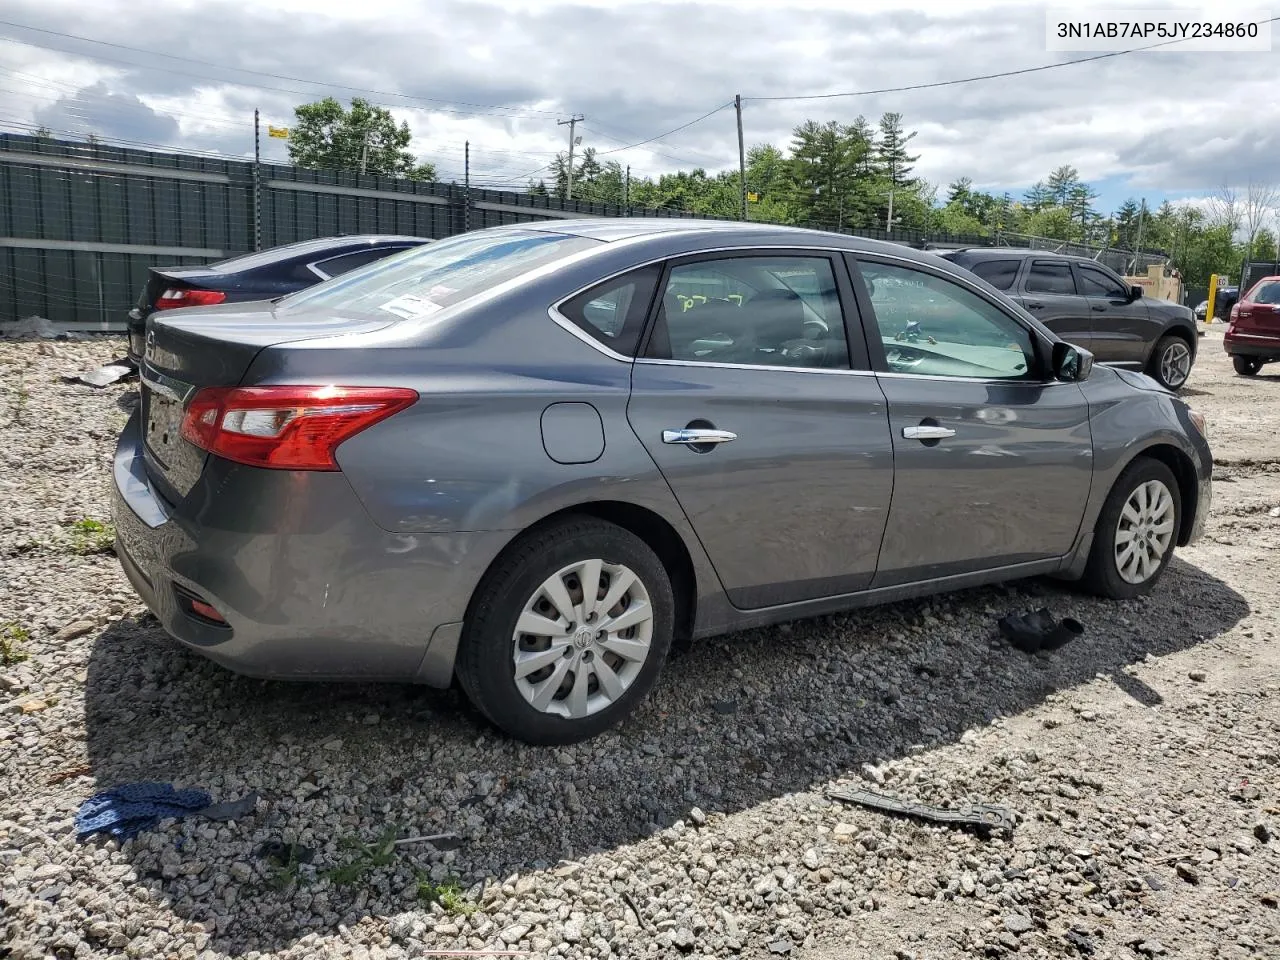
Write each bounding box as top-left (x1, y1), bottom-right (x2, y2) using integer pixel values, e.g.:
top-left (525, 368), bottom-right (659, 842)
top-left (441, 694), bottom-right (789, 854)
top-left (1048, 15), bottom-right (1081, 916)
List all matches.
top-left (1233, 355), bottom-right (1263, 377)
top-left (1149, 334), bottom-right (1193, 390)
top-left (1082, 458), bottom-right (1181, 600)
top-left (455, 517), bottom-right (675, 745)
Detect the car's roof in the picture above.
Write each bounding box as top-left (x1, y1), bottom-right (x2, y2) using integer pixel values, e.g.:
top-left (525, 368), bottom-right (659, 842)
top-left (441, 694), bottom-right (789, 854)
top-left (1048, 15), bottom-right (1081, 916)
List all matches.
top-left (942, 246), bottom-right (1117, 265)
top-left (509, 217), bottom-right (936, 257)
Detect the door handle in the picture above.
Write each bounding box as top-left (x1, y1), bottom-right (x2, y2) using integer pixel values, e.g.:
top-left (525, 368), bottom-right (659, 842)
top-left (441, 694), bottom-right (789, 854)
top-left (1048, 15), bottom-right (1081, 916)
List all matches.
top-left (902, 425), bottom-right (956, 440)
top-left (1091, 305), bottom-right (1106, 312)
top-left (662, 428), bottom-right (737, 445)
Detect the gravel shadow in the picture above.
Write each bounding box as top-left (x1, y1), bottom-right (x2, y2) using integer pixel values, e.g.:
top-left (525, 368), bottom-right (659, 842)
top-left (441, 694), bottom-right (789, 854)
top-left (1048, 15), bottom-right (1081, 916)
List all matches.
top-left (81, 555), bottom-right (1249, 953)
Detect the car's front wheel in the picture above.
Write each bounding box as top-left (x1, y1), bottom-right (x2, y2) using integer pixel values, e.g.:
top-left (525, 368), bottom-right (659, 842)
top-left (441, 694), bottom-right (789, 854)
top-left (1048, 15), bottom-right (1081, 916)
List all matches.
top-left (455, 517), bottom-right (675, 745)
top-left (1082, 458), bottom-right (1182, 600)
top-left (1233, 355), bottom-right (1263, 377)
top-left (1150, 335), bottom-right (1193, 390)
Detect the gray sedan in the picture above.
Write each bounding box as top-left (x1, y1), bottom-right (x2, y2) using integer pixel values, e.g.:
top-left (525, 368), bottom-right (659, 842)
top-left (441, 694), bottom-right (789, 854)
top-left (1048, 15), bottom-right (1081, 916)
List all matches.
top-left (112, 220), bottom-right (1212, 744)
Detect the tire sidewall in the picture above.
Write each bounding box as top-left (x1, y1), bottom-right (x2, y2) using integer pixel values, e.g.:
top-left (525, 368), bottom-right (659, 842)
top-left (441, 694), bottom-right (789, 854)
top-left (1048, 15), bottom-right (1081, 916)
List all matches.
top-left (462, 522), bottom-right (675, 745)
top-left (1088, 459), bottom-right (1182, 600)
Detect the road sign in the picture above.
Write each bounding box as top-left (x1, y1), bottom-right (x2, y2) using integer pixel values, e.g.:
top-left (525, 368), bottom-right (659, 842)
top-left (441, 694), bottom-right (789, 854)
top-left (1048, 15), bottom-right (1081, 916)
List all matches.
top-left (267, 126), bottom-right (289, 139)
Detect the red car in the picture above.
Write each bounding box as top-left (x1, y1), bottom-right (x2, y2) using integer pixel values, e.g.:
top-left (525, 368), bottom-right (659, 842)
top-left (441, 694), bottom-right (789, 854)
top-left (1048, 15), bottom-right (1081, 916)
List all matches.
top-left (1225, 275), bottom-right (1280, 376)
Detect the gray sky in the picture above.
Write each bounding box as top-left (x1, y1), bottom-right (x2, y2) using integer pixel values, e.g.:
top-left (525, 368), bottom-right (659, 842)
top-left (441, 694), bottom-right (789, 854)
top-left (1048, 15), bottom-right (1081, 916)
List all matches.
top-left (0, 0), bottom-right (1276, 212)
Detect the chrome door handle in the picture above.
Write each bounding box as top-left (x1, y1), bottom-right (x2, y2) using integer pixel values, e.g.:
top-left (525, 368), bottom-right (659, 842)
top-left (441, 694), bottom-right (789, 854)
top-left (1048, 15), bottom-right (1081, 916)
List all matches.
top-left (902, 425), bottom-right (955, 440)
top-left (662, 428), bottom-right (737, 445)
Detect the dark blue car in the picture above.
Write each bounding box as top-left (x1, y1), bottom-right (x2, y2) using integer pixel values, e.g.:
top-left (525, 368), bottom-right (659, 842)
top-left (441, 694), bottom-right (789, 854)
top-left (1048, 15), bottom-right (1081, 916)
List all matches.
top-left (126, 235), bottom-right (429, 362)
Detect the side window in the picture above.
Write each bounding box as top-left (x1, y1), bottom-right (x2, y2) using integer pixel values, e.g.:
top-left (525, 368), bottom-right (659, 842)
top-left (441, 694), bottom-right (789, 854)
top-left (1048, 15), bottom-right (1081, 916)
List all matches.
top-left (1026, 261), bottom-right (1077, 295)
top-left (311, 248), bottom-right (408, 279)
top-left (558, 265), bottom-right (660, 356)
top-left (970, 259), bottom-right (1021, 291)
top-left (646, 256), bottom-right (849, 369)
top-left (1077, 264), bottom-right (1128, 300)
top-left (858, 261), bottom-right (1037, 380)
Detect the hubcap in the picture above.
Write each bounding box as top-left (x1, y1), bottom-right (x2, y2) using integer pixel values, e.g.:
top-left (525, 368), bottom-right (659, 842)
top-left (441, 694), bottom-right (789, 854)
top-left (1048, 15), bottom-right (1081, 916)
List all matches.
top-left (512, 559), bottom-right (653, 719)
top-left (1114, 479), bottom-right (1176, 584)
top-left (1160, 341), bottom-right (1191, 387)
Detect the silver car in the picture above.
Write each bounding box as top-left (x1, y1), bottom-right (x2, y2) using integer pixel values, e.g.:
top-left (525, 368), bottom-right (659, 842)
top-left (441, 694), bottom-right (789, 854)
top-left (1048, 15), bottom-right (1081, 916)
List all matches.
top-left (112, 220), bottom-right (1212, 744)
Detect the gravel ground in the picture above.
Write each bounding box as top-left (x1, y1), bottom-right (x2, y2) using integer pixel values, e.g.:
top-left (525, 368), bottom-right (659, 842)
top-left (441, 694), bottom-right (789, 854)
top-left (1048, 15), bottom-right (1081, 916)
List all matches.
top-left (1, 332), bottom-right (1277, 960)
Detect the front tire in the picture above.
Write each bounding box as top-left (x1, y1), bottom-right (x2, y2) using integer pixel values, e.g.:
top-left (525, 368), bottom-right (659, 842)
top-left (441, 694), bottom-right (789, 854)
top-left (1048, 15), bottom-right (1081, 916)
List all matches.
top-left (1233, 355), bottom-right (1263, 377)
top-left (455, 517), bottom-right (675, 745)
top-left (1149, 334), bottom-right (1193, 390)
top-left (1082, 458), bottom-right (1181, 600)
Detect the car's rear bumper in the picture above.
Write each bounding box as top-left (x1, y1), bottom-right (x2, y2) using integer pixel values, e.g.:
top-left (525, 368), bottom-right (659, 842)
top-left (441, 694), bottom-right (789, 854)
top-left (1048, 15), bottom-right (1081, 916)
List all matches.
top-left (110, 409), bottom-right (511, 686)
top-left (1223, 330), bottom-right (1280, 359)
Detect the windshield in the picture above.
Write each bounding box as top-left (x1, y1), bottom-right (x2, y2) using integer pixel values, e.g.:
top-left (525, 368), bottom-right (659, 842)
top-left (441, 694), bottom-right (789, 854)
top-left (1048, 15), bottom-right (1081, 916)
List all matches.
top-left (276, 229), bottom-right (599, 319)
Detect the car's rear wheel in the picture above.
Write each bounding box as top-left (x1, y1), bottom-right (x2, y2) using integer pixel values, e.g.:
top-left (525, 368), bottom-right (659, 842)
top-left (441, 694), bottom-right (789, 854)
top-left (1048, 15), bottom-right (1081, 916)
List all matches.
top-left (1233, 355), bottom-right (1263, 377)
top-left (1150, 335), bottom-right (1193, 389)
top-left (1082, 458), bottom-right (1181, 600)
top-left (455, 517), bottom-right (674, 745)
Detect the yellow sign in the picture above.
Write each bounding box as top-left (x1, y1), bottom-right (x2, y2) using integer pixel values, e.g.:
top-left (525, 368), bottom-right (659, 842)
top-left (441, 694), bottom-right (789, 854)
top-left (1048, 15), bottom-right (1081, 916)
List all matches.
top-left (747, 191), bottom-right (759, 203)
top-left (267, 126), bottom-right (289, 139)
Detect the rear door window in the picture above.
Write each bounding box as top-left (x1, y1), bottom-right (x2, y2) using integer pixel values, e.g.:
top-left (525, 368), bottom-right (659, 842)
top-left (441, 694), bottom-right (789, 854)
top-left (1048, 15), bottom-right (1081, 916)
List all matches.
top-left (1026, 261), bottom-right (1078, 296)
top-left (969, 259), bottom-right (1021, 291)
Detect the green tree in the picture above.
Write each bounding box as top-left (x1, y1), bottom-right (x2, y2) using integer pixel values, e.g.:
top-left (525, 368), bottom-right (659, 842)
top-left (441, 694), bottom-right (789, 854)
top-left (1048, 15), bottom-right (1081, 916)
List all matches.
top-left (288, 97), bottom-right (435, 180)
top-left (1046, 165), bottom-right (1084, 207)
top-left (1252, 227), bottom-right (1277, 262)
top-left (1114, 198), bottom-right (1141, 249)
top-left (1023, 181), bottom-right (1053, 213)
top-left (788, 120), bottom-right (872, 229)
top-left (875, 112), bottom-right (919, 189)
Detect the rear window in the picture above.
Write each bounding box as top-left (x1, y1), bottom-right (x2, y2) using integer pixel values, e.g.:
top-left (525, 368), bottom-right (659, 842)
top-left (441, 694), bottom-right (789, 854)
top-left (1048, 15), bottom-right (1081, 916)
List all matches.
top-left (277, 230), bottom-right (599, 319)
top-left (970, 259), bottom-right (1020, 291)
top-left (1250, 281), bottom-right (1280, 304)
top-left (206, 237), bottom-right (371, 273)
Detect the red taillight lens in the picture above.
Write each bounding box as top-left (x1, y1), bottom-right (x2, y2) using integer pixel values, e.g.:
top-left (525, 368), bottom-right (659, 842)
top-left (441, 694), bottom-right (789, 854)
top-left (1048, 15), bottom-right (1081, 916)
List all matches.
top-left (180, 385), bottom-right (417, 471)
top-left (154, 288), bottom-right (227, 310)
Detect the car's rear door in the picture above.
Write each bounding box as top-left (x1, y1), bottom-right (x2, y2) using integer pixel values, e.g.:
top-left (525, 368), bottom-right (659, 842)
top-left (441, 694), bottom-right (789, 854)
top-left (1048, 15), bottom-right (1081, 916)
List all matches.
top-left (1234, 279), bottom-right (1280, 336)
top-left (1012, 259), bottom-right (1094, 354)
top-left (848, 253), bottom-right (1093, 586)
top-left (625, 250), bottom-right (894, 609)
top-left (1075, 262), bottom-right (1152, 365)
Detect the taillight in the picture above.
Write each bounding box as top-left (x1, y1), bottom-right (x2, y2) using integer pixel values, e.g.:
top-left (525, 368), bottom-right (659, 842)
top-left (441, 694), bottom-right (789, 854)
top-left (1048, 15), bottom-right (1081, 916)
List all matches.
top-left (180, 385), bottom-right (417, 471)
top-left (154, 288), bottom-right (227, 310)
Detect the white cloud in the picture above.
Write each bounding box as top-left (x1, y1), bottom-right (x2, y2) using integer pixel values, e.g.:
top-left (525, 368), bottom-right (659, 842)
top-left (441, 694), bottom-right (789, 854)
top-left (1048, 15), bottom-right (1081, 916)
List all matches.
top-left (0, 0), bottom-right (1277, 204)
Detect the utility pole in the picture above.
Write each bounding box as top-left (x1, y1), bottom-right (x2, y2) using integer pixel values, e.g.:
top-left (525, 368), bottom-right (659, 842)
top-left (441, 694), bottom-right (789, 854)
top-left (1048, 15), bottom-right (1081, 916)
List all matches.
top-left (359, 127), bottom-right (370, 176)
top-left (885, 189), bottom-right (895, 235)
top-left (735, 94), bottom-right (746, 221)
top-left (464, 140), bottom-right (471, 232)
top-left (624, 164), bottom-right (630, 213)
top-left (558, 114), bottom-right (584, 201)
top-left (252, 109), bottom-right (262, 251)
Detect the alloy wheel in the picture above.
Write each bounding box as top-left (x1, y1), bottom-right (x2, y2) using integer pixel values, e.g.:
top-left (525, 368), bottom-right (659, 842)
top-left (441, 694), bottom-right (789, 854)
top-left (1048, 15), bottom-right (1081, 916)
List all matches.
top-left (1114, 479), bottom-right (1176, 584)
top-left (1160, 340), bottom-right (1192, 388)
top-left (511, 559), bottom-right (653, 719)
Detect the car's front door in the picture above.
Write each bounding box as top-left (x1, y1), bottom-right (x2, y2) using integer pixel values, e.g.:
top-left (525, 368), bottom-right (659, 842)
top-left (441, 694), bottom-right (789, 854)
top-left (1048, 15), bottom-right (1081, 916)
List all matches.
top-left (1075, 262), bottom-right (1153, 365)
top-left (849, 255), bottom-right (1094, 587)
top-left (1011, 259), bottom-right (1094, 354)
top-left (626, 251), bottom-right (894, 609)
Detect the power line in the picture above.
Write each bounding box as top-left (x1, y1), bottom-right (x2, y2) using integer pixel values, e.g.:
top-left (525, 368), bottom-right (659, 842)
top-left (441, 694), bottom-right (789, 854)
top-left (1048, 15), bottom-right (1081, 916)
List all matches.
top-left (745, 19), bottom-right (1280, 102)
top-left (0, 27), bottom-right (562, 120)
top-left (595, 101), bottom-right (735, 157)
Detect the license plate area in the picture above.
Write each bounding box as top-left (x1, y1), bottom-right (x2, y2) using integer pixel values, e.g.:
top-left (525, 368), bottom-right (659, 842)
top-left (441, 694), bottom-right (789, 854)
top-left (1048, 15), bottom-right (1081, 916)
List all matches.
top-left (143, 383), bottom-right (185, 467)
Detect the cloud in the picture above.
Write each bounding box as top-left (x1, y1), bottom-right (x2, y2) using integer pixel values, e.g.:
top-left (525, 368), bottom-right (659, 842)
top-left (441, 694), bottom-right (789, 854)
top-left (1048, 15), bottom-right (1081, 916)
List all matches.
top-left (32, 80), bottom-right (180, 146)
top-left (1, 0), bottom-right (1277, 206)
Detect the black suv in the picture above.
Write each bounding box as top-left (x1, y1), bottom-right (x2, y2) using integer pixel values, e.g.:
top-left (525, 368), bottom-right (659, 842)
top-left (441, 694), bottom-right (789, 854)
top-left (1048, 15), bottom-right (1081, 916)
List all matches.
top-left (940, 248), bottom-right (1198, 390)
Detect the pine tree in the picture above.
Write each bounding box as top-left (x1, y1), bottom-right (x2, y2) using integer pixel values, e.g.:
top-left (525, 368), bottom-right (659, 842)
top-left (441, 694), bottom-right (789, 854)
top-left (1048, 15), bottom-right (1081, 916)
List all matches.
top-left (875, 112), bottom-right (919, 189)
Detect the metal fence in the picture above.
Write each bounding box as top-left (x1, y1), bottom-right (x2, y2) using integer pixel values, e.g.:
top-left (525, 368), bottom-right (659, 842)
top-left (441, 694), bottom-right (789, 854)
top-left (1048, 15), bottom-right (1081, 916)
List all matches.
top-left (0, 132), bottom-right (1033, 332)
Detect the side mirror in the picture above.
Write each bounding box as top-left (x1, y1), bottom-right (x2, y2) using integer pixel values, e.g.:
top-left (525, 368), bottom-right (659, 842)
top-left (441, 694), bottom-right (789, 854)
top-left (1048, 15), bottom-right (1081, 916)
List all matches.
top-left (1128, 285), bottom-right (1144, 302)
top-left (1052, 341), bottom-right (1093, 382)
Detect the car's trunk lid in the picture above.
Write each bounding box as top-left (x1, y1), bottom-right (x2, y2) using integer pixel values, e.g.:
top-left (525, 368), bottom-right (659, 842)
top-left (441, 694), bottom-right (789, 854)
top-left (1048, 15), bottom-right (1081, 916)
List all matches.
top-left (140, 303), bottom-right (398, 500)
top-left (137, 267), bottom-right (225, 314)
